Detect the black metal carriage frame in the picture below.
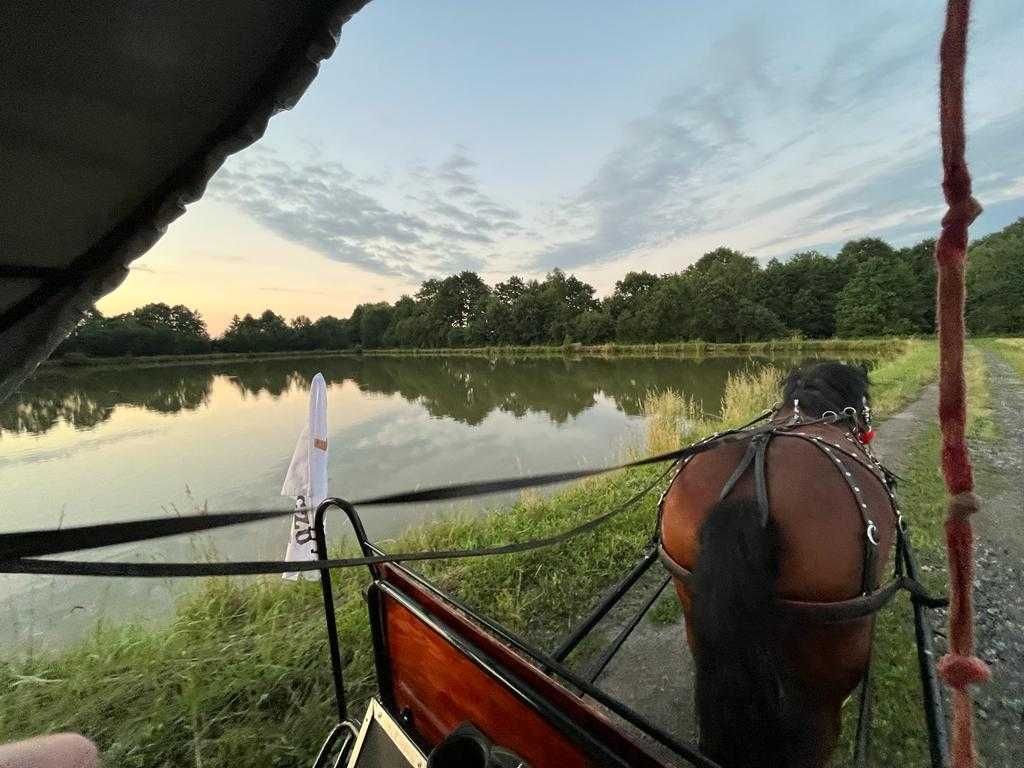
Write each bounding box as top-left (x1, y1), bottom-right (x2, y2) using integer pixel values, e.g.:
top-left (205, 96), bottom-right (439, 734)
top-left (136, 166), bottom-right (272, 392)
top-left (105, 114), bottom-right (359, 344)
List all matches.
top-left (309, 497), bottom-right (950, 768)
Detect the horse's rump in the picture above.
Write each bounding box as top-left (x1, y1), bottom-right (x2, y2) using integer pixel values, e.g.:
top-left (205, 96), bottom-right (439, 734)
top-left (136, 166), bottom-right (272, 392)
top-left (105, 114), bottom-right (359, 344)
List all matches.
top-left (659, 424), bottom-right (898, 767)
top-left (660, 426), bottom-right (896, 609)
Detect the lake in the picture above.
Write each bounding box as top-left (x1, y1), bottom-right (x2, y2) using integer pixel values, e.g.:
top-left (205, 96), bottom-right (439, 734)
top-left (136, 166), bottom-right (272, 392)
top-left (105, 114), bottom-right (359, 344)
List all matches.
top-left (0, 352), bottom-right (839, 650)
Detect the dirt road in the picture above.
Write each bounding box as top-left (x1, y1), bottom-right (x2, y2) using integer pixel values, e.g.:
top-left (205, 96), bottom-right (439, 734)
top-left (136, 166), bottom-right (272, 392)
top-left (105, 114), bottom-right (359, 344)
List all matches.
top-left (962, 351), bottom-right (1024, 766)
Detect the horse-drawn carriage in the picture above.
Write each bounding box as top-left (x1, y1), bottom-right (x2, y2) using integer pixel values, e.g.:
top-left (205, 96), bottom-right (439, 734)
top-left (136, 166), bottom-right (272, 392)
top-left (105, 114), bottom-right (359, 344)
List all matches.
top-left (0, 1), bottom-right (987, 766)
top-left (306, 461), bottom-right (950, 768)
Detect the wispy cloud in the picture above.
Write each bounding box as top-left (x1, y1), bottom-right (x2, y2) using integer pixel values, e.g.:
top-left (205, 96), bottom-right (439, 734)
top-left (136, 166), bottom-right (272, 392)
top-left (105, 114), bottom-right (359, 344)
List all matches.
top-left (208, 147), bottom-right (522, 280)
top-left (755, 106), bottom-right (1024, 255)
top-left (534, 23), bottom-right (780, 270)
top-left (209, 9), bottom-right (1024, 283)
top-left (533, 12), bottom-right (1024, 272)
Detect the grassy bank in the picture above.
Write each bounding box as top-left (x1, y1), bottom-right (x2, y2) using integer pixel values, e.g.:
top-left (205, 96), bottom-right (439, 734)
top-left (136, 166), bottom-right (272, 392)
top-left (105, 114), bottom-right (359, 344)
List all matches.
top-left (40, 337), bottom-right (913, 370)
top-left (40, 348), bottom-right (360, 371)
top-left (363, 338), bottom-right (911, 359)
top-left (0, 341), bottom-right (937, 767)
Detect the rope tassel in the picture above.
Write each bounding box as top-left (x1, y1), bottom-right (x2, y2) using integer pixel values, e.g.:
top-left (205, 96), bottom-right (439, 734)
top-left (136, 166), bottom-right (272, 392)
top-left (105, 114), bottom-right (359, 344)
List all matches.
top-left (934, 2), bottom-right (988, 766)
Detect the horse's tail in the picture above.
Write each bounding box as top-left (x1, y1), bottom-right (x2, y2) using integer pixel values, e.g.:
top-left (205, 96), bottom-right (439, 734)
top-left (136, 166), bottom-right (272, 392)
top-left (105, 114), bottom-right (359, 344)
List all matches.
top-left (690, 498), bottom-right (791, 768)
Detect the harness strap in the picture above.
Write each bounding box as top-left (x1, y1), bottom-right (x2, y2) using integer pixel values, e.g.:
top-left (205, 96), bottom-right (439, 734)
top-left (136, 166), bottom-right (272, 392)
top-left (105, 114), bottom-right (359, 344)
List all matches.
top-left (717, 432), bottom-right (772, 519)
top-left (718, 438), bottom-right (759, 501)
top-left (753, 433), bottom-right (771, 525)
top-left (0, 464), bottom-right (680, 578)
top-left (658, 422), bottom-right (946, 623)
top-left (657, 544), bottom-right (946, 624)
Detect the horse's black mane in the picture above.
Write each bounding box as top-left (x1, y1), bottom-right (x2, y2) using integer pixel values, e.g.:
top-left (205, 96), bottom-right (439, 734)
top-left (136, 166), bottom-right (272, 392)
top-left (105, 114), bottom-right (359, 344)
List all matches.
top-left (782, 361), bottom-right (870, 416)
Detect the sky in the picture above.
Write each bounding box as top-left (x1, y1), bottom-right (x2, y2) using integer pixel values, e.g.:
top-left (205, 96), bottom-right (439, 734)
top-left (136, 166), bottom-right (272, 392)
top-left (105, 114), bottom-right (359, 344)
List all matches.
top-left (100, 0), bottom-right (1024, 335)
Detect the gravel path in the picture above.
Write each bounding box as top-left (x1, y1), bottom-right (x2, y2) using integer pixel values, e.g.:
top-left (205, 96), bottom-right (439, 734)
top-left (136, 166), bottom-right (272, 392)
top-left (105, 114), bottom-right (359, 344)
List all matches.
top-left (868, 356), bottom-right (1024, 766)
top-left (958, 351), bottom-right (1024, 766)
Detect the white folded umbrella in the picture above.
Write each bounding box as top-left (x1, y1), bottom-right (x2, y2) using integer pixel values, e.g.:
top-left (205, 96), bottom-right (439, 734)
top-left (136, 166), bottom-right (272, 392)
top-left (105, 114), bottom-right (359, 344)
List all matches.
top-left (281, 372), bottom-right (329, 580)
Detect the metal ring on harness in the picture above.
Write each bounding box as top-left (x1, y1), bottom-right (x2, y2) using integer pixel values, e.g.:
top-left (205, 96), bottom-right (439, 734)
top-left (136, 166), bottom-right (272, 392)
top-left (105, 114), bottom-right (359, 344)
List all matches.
top-left (866, 521), bottom-right (880, 546)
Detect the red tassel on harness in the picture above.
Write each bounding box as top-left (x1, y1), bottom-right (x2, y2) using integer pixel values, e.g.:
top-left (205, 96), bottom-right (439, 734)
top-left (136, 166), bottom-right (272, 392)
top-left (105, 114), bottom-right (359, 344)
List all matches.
top-left (858, 428), bottom-right (876, 445)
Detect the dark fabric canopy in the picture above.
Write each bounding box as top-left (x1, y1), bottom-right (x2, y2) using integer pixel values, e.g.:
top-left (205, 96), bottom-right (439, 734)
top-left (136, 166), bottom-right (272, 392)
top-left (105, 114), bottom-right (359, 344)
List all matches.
top-left (0, 0), bottom-right (369, 400)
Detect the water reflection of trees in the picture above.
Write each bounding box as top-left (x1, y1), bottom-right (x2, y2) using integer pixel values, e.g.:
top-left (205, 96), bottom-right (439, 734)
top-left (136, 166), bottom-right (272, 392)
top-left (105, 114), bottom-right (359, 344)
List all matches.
top-left (322, 357), bottom-right (749, 425)
top-left (1, 367), bottom-right (214, 435)
top-left (3, 355), bottom-right (806, 436)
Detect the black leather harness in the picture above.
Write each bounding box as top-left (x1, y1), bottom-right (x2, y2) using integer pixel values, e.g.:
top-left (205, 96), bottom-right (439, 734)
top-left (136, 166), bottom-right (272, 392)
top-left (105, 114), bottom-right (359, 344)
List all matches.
top-left (657, 416), bottom-right (946, 623)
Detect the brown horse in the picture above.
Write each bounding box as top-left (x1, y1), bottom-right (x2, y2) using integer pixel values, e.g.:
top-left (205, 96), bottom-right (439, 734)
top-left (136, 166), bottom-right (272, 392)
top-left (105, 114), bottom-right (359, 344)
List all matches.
top-left (659, 362), bottom-right (898, 768)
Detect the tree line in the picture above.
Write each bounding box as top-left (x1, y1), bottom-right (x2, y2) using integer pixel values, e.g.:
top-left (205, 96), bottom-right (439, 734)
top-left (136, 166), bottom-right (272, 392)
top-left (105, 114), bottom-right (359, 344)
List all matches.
top-left (57, 218), bottom-right (1024, 358)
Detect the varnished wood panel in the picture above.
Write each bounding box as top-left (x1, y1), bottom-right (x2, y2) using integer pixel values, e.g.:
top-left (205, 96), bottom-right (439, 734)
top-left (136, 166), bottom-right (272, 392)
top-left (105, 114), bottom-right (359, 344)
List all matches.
top-left (384, 595), bottom-right (593, 767)
top-left (375, 564), bottom-right (671, 768)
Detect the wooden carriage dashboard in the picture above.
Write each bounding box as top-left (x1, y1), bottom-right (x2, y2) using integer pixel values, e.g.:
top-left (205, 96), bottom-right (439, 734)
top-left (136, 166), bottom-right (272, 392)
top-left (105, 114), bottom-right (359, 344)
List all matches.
top-left (369, 563), bottom-right (670, 768)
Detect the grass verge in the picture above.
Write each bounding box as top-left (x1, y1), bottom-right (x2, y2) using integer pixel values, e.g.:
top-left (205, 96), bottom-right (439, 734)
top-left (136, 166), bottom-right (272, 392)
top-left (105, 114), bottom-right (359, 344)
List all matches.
top-left (987, 337), bottom-right (1024, 379)
top-left (41, 348), bottom-right (361, 371)
top-left (0, 342), bottom-right (938, 767)
top-left (837, 342), bottom-right (988, 766)
top-left (365, 338), bottom-right (911, 360)
top-left (866, 338), bottom-right (941, 417)
top-left (43, 338), bottom-right (912, 369)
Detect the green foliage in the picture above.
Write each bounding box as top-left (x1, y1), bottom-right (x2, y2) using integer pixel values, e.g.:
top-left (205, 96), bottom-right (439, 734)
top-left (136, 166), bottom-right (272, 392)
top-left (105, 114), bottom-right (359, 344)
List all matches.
top-left (60, 220), bottom-right (1024, 361)
top-left (572, 309), bottom-right (615, 343)
top-left (836, 255), bottom-right (920, 337)
top-left (59, 303), bottom-right (211, 357)
top-left (685, 248), bottom-right (771, 341)
top-left (835, 237), bottom-right (897, 280)
top-left (220, 309), bottom-right (293, 353)
top-left (611, 273), bottom-right (693, 342)
top-left (899, 239), bottom-right (937, 333)
top-left (761, 251), bottom-right (845, 337)
top-left (966, 218), bottom-right (1024, 334)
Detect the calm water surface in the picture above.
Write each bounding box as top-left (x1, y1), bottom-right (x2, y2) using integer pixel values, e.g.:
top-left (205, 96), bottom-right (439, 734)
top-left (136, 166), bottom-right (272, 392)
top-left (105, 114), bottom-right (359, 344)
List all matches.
top-left (0, 353), bottom-right (832, 650)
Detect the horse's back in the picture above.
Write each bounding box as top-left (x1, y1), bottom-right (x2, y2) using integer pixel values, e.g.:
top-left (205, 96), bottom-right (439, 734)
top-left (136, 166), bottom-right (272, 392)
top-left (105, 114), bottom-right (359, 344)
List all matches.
top-left (660, 428), bottom-right (896, 604)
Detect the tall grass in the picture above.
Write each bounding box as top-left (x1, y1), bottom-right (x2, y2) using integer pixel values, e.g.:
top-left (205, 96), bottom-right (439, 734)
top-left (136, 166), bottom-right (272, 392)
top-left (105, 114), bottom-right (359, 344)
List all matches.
top-left (642, 390), bottom-right (706, 454)
top-left (0, 343), bottom-right (940, 767)
top-left (720, 366), bottom-right (781, 425)
top-left (642, 366), bottom-right (782, 455)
